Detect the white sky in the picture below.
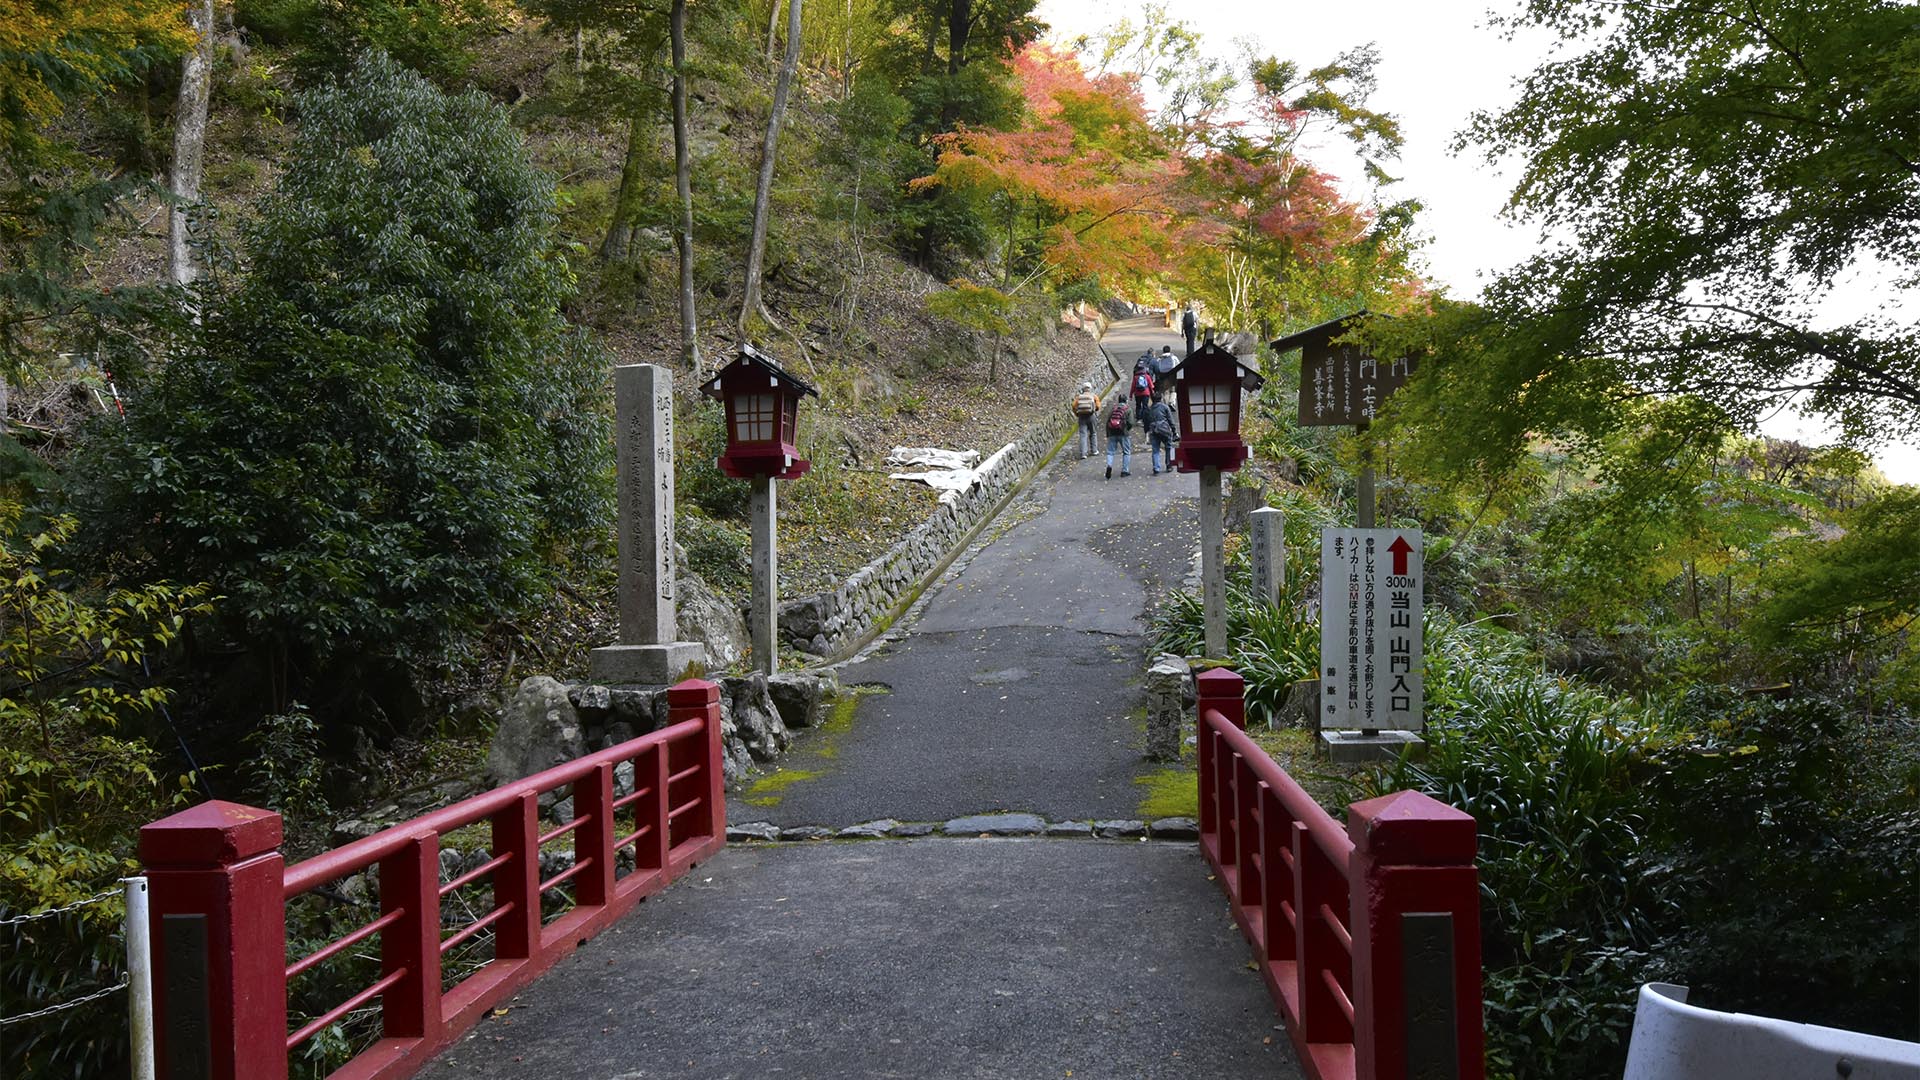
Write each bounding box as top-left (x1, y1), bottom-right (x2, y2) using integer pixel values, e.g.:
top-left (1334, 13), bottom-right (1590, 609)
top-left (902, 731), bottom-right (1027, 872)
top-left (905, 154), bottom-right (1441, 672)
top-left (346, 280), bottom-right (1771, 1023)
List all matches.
top-left (1037, 0), bottom-right (1920, 484)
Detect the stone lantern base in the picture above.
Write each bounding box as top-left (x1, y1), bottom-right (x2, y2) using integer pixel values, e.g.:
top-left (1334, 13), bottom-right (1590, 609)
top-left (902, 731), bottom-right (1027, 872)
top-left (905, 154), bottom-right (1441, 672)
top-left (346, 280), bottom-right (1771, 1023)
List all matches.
top-left (587, 641), bottom-right (704, 686)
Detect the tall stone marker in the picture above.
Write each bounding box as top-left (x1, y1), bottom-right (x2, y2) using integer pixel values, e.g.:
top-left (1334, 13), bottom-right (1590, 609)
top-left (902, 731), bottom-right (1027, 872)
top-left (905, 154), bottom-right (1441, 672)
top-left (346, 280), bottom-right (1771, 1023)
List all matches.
top-left (1249, 507), bottom-right (1285, 608)
top-left (589, 364), bottom-right (702, 685)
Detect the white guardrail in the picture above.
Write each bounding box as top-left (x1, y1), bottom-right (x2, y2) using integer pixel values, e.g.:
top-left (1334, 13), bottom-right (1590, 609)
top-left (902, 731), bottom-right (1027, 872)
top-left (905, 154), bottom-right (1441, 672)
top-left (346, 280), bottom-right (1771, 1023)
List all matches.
top-left (1623, 983), bottom-right (1920, 1079)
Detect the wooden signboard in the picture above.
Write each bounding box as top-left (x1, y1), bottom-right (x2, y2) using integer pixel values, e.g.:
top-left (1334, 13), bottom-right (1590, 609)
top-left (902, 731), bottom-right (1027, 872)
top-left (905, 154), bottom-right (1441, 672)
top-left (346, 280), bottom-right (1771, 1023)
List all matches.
top-left (1273, 313), bottom-right (1415, 428)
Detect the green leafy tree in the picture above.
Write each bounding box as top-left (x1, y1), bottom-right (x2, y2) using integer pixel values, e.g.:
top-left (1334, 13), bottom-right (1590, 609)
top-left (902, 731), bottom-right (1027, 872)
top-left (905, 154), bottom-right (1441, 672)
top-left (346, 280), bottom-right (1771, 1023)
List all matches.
top-left (1751, 488), bottom-right (1920, 706)
top-left (0, 0), bottom-right (190, 413)
top-left (232, 0), bottom-right (506, 84)
top-left (76, 52), bottom-right (610, 718)
top-left (0, 505), bottom-right (212, 1079)
top-left (1461, 0), bottom-right (1920, 448)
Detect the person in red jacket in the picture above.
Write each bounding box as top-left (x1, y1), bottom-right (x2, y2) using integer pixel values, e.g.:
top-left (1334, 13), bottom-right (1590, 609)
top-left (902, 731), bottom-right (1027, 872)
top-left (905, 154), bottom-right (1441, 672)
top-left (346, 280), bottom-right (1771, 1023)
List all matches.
top-left (1130, 359), bottom-right (1156, 427)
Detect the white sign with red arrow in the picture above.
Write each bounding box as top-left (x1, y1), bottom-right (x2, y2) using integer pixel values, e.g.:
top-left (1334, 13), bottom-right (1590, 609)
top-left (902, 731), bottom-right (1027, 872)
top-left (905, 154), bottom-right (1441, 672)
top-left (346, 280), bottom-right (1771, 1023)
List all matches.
top-left (1319, 527), bottom-right (1423, 732)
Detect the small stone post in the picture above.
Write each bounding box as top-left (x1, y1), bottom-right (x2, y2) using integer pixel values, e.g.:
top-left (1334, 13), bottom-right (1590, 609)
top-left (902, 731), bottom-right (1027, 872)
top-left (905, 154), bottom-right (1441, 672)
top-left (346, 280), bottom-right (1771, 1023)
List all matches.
top-left (1200, 465), bottom-right (1227, 656)
top-left (749, 475), bottom-right (778, 674)
top-left (1249, 506), bottom-right (1285, 608)
top-left (590, 364), bottom-right (701, 684)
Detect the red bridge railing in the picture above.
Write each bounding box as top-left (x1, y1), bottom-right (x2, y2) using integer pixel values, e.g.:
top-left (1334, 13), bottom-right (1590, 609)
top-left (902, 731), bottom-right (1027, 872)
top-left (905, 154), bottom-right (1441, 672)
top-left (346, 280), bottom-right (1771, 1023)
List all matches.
top-left (138, 678), bottom-right (728, 1080)
top-left (1195, 668), bottom-right (1485, 1080)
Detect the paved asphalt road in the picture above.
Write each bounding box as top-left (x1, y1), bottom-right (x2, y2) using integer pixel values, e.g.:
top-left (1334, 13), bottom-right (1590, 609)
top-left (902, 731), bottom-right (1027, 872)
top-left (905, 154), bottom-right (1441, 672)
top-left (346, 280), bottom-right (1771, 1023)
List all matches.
top-left (440, 317), bottom-right (1300, 1078)
top-left (745, 316), bottom-right (1196, 827)
top-left (436, 840), bottom-right (1297, 1080)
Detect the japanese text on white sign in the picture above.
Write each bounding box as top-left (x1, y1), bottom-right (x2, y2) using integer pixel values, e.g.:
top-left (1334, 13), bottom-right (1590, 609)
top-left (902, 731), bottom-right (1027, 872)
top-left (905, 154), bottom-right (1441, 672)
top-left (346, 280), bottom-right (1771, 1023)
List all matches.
top-left (1319, 528), bottom-right (1423, 731)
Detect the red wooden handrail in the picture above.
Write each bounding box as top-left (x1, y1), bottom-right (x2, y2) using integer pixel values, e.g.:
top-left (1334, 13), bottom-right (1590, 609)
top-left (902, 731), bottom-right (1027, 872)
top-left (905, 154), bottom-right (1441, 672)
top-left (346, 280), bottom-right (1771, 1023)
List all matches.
top-left (1194, 667), bottom-right (1485, 1080)
top-left (139, 678), bottom-right (728, 1080)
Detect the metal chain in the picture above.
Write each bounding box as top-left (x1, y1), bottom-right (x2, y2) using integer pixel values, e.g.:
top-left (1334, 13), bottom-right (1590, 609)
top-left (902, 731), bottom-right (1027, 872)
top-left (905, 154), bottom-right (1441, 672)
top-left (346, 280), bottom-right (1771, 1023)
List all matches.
top-left (0, 980), bottom-right (129, 1026)
top-left (0, 889), bottom-right (122, 927)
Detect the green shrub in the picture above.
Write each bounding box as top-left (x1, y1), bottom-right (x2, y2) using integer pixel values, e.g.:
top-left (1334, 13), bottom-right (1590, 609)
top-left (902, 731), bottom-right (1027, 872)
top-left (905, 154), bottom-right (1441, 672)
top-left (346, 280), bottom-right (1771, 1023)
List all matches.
top-left (76, 52), bottom-right (610, 716)
top-left (681, 513), bottom-right (751, 596)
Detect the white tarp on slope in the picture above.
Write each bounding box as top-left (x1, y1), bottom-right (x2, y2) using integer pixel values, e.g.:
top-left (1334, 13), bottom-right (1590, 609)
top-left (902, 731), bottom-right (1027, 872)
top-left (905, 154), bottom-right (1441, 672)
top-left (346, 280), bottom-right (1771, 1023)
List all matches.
top-left (887, 443), bottom-right (1013, 504)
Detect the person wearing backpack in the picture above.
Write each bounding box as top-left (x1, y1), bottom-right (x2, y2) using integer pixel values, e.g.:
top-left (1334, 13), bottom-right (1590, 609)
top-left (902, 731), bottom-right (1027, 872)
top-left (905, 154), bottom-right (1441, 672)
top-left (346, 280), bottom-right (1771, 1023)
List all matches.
top-left (1146, 393), bottom-right (1178, 475)
top-left (1104, 397), bottom-right (1133, 479)
top-left (1131, 362), bottom-right (1156, 427)
top-left (1181, 303), bottom-right (1198, 356)
top-left (1070, 381), bottom-right (1102, 459)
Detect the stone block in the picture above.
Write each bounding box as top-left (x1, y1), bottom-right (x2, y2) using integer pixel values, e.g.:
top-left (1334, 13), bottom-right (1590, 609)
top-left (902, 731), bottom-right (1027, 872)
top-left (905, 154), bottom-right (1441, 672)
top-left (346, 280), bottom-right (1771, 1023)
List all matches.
top-left (1321, 730), bottom-right (1425, 763)
top-left (487, 676), bottom-right (585, 784)
top-left (587, 641), bottom-right (703, 686)
top-left (1147, 817), bottom-right (1199, 841)
top-left (1093, 819), bottom-right (1147, 839)
top-left (837, 819), bottom-right (898, 839)
top-left (1144, 654), bottom-right (1192, 762)
top-left (943, 813), bottom-right (1046, 837)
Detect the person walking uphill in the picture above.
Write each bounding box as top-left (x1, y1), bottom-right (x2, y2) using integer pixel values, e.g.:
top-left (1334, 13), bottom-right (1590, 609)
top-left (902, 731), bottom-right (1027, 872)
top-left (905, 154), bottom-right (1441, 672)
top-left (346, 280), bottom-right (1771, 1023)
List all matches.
top-left (1181, 303), bottom-right (1198, 357)
top-left (1146, 394), bottom-right (1177, 476)
top-left (1130, 361), bottom-right (1155, 427)
top-left (1104, 396), bottom-right (1133, 479)
top-left (1071, 382), bottom-right (1102, 460)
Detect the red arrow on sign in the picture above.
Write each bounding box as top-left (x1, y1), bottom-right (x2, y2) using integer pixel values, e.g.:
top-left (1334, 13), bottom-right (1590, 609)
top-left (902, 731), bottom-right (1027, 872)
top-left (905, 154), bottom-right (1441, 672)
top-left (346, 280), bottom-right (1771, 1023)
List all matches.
top-left (1389, 535), bottom-right (1413, 575)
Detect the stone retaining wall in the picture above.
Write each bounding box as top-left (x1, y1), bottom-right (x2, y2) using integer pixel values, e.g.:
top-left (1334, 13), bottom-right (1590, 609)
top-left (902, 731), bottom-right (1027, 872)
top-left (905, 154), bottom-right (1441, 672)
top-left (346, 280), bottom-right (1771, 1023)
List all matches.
top-left (778, 349), bottom-right (1118, 661)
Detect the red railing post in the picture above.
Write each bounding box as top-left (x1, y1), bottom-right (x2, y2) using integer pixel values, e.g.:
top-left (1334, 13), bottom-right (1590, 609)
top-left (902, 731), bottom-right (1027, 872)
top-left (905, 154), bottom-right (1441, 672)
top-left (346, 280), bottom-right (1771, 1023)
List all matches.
top-left (379, 832), bottom-right (444, 1041)
top-left (666, 678), bottom-right (725, 843)
top-left (1295, 824), bottom-right (1353, 1046)
top-left (573, 762), bottom-right (616, 906)
top-left (1348, 790), bottom-right (1484, 1080)
top-left (491, 791), bottom-right (540, 960)
top-left (1260, 786), bottom-right (1294, 966)
top-left (1235, 759), bottom-right (1262, 914)
top-left (1195, 668), bottom-right (1244, 864)
top-left (139, 800), bottom-right (288, 1080)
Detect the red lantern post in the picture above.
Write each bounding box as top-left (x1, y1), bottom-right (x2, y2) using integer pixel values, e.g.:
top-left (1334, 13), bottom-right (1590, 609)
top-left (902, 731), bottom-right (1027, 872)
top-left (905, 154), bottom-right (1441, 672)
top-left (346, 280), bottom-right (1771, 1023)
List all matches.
top-left (1167, 340), bottom-right (1265, 656)
top-left (700, 345), bottom-right (817, 673)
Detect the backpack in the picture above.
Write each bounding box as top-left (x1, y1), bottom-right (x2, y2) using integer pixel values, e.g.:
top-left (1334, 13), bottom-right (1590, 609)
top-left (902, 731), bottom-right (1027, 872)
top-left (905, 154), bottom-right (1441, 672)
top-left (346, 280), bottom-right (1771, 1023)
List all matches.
top-left (1107, 401), bottom-right (1128, 433)
top-left (1072, 391), bottom-right (1098, 417)
top-left (1149, 405), bottom-right (1175, 439)
top-left (1133, 370), bottom-right (1153, 396)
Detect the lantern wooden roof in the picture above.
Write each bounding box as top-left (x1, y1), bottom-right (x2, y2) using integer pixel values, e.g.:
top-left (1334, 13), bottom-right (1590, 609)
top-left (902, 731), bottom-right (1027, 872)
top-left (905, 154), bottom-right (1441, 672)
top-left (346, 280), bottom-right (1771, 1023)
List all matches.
top-left (698, 343), bottom-right (819, 403)
top-left (1164, 339), bottom-right (1266, 391)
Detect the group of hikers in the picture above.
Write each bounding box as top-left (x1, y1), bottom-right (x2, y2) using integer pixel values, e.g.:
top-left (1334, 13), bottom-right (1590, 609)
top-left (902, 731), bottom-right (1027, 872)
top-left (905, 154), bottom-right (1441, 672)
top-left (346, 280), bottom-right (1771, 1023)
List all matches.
top-left (1071, 344), bottom-right (1183, 479)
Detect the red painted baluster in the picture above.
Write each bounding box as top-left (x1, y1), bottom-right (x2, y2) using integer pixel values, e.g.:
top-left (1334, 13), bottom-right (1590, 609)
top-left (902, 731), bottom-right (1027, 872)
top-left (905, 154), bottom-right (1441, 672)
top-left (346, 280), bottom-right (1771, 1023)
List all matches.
top-left (574, 762), bottom-right (616, 906)
top-left (647, 742), bottom-right (671, 875)
top-left (139, 800), bottom-right (289, 1080)
top-left (1297, 827), bottom-right (1352, 1046)
top-left (1235, 757), bottom-right (1262, 916)
top-left (380, 832), bottom-right (444, 1041)
top-left (1348, 790), bottom-right (1484, 1080)
top-left (492, 791), bottom-right (540, 960)
top-left (1218, 751), bottom-right (1240, 883)
top-left (667, 678), bottom-right (724, 844)
top-left (1260, 786), bottom-right (1292, 966)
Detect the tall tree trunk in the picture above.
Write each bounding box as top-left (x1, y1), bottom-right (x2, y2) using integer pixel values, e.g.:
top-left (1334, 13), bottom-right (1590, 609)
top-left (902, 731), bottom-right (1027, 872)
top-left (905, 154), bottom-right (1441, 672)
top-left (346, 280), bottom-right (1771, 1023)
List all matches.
top-left (168, 0), bottom-right (215, 287)
top-left (739, 0), bottom-right (804, 338)
top-left (603, 116), bottom-right (645, 262)
top-left (671, 0), bottom-right (700, 370)
top-left (946, 0), bottom-right (968, 75)
top-left (765, 0), bottom-right (783, 64)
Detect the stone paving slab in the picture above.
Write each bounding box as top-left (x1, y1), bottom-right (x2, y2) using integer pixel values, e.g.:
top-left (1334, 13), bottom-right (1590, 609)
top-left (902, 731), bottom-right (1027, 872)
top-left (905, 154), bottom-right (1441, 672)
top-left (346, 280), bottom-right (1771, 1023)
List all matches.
top-left (435, 839), bottom-right (1300, 1080)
